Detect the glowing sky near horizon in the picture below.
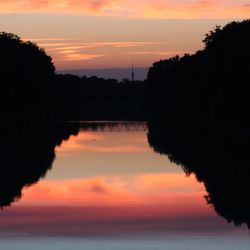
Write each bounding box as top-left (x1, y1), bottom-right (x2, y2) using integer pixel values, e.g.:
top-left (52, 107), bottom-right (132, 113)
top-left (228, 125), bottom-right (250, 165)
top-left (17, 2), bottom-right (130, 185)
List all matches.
top-left (0, 1), bottom-right (249, 69)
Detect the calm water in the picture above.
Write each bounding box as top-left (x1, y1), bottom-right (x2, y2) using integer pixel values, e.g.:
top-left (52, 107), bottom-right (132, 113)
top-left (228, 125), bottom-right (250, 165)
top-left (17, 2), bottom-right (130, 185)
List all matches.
top-left (0, 121), bottom-right (249, 249)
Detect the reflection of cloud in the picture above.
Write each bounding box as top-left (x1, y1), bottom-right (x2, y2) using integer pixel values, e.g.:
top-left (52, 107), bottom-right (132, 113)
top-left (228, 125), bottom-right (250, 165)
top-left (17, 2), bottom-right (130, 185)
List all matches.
top-left (20, 173), bottom-right (205, 206)
top-left (56, 132), bottom-right (103, 153)
top-left (90, 183), bottom-right (106, 193)
top-left (134, 173), bottom-right (204, 193)
top-left (2, 204), bottom-right (228, 237)
top-left (58, 144), bottom-right (150, 153)
top-left (69, 179), bottom-right (107, 194)
top-left (56, 131), bottom-right (150, 154)
top-left (0, 0), bottom-right (249, 19)
top-left (2, 170), bottom-right (241, 237)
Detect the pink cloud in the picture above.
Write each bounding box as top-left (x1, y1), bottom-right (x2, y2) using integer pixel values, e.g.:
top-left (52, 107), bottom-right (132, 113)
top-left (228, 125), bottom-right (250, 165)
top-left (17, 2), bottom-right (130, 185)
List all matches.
top-left (24, 39), bottom-right (162, 66)
top-left (127, 50), bottom-right (191, 56)
top-left (57, 53), bottom-right (104, 62)
top-left (88, 0), bottom-right (114, 12)
top-left (0, 0), bottom-right (250, 19)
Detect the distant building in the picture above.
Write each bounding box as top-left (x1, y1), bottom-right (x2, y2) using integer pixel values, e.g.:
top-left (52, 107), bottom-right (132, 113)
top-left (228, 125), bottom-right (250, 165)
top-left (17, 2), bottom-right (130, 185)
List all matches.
top-left (131, 63), bottom-right (135, 82)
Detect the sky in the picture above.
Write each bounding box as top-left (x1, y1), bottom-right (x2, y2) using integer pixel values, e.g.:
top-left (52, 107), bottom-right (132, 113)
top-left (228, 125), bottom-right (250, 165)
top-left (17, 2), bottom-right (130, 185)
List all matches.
top-left (0, 1), bottom-right (249, 70)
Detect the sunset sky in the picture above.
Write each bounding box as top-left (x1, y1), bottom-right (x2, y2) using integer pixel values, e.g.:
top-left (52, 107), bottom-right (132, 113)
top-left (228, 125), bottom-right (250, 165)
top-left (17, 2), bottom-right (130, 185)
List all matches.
top-left (0, 1), bottom-right (248, 70)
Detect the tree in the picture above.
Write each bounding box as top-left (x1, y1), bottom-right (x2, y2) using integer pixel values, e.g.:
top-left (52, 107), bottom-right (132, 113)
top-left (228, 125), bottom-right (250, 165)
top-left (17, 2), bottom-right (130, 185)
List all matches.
top-left (0, 32), bottom-right (56, 117)
top-left (147, 19), bottom-right (250, 124)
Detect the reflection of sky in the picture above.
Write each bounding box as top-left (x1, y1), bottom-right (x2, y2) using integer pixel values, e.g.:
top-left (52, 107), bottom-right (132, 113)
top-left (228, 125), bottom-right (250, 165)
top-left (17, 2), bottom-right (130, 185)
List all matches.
top-left (0, 130), bottom-right (248, 239)
top-left (21, 131), bottom-right (204, 205)
top-left (0, 237), bottom-right (250, 250)
top-left (50, 131), bottom-right (180, 179)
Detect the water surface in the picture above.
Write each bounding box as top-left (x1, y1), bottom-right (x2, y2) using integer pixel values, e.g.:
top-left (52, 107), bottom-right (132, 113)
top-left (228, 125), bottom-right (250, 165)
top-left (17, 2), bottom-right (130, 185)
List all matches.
top-left (0, 122), bottom-right (249, 249)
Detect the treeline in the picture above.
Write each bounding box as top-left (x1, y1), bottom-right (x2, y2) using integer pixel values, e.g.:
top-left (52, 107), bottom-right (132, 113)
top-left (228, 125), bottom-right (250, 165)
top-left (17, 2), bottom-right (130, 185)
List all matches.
top-left (3, 19), bottom-right (250, 122)
top-left (0, 32), bottom-right (147, 121)
top-left (148, 19), bottom-right (250, 125)
top-left (0, 32), bottom-right (55, 120)
top-left (54, 74), bottom-right (147, 120)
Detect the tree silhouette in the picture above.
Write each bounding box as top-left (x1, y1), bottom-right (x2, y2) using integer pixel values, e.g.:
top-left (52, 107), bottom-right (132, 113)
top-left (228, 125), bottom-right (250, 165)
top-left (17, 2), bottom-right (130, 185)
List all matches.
top-left (0, 32), bottom-right (55, 118)
top-left (147, 19), bottom-right (250, 125)
top-left (0, 32), bottom-right (147, 121)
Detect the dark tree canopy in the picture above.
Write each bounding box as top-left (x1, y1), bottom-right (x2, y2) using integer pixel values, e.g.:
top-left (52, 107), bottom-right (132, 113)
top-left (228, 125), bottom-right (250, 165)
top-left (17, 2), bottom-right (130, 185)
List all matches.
top-left (203, 20), bottom-right (250, 53)
top-left (0, 32), bottom-right (56, 118)
top-left (147, 19), bottom-right (250, 125)
top-left (0, 32), bottom-right (55, 79)
top-left (0, 32), bottom-right (147, 121)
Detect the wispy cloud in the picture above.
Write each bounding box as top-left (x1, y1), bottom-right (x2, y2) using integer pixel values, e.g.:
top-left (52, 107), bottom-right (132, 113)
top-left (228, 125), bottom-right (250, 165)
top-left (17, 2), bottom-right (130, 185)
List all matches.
top-left (23, 38), bottom-right (164, 66)
top-left (57, 53), bottom-right (104, 62)
top-left (127, 50), bottom-right (191, 56)
top-left (29, 39), bottom-right (161, 49)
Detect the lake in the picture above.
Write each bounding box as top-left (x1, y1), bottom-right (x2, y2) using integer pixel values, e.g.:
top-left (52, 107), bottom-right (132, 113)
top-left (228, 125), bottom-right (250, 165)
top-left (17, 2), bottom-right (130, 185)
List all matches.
top-left (0, 121), bottom-right (249, 249)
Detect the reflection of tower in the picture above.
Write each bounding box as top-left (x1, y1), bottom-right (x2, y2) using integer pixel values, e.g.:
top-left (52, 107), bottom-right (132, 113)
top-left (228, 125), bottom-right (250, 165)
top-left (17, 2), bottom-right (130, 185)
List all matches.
top-left (131, 63), bottom-right (135, 82)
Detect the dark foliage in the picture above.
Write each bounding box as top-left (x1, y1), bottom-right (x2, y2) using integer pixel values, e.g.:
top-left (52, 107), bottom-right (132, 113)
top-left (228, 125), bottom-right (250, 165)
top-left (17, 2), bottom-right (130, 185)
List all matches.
top-left (0, 32), bottom-right (56, 118)
top-left (54, 74), bottom-right (147, 120)
top-left (0, 31), bottom-right (147, 121)
top-left (147, 19), bottom-right (250, 125)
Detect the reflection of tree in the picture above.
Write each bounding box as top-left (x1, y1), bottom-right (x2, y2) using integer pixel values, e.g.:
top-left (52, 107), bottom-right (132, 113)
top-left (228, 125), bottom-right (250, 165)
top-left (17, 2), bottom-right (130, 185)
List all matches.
top-left (79, 121), bottom-right (147, 132)
top-left (0, 122), bottom-right (79, 207)
top-left (147, 115), bottom-right (250, 228)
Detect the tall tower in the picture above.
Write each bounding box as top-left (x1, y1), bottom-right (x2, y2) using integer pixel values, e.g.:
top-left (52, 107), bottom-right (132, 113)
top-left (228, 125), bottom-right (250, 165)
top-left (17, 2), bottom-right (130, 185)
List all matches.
top-left (131, 63), bottom-right (135, 82)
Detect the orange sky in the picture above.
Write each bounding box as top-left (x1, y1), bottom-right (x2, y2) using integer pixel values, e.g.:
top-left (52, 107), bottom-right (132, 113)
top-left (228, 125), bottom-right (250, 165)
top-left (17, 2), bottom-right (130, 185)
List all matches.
top-left (0, 1), bottom-right (248, 69)
top-left (0, 1), bottom-right (249, 19)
